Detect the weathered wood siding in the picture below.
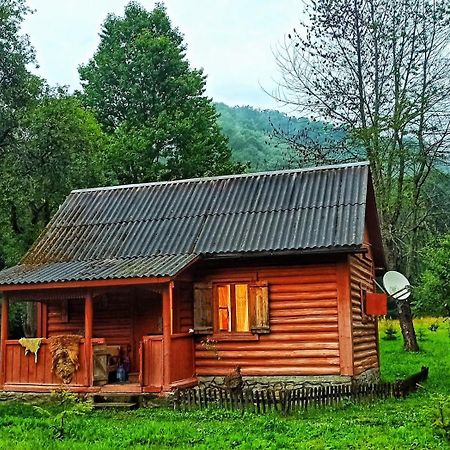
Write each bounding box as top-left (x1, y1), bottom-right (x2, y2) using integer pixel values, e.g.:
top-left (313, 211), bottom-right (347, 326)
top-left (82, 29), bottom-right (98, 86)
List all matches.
top-left (349, 251), bottom-right (379, 375)
top-left (173, 282), bottom-right (194, 333)
top-left (47, 296), bottom-right (133, 345)
top-left (194, 263), bottom-right (344, 377)
top-left (47, 298), bottom-right (86, 337)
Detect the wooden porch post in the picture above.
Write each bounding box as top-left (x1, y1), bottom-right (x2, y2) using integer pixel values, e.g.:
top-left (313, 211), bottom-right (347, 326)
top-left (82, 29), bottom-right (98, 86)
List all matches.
top-left (84, 291), bottom-right (93, 386)
top-left (337, 259), bottom-right (354, 376)
top-left (0, 294), bottom-right (9, 386)
top-left (162, 282), bottom-right (173, 391)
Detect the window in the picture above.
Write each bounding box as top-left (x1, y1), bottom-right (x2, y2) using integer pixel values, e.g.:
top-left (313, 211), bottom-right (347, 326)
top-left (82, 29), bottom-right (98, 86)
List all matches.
top-left (215, 283), bottom-right (250, 333)
top-left (193, 281), bottom-right (269, 336)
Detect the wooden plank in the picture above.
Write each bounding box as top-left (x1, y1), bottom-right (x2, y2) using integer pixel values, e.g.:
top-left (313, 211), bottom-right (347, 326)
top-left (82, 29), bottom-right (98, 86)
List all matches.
top-left (162, 283), bottom-right (172, 391)
top-left (336, 260), bottom-right (354, 376)
top-left (197, 366), bottom-right (340, 376)
top-left (0, 296), bottom-right (9, 386)
top-left (195, 357), bottom-right (340, 367)
top-left (195, 349), bottom-right (339, 359)
top-left (84, 292), bottom-right (93, 387)
top-left (195, 341), bottom-right (339, 351)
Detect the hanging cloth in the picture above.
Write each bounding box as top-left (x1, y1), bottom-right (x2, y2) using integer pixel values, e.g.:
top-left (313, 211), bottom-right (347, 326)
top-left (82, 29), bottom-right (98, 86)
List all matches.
top-left (18, 338), bottom-right (44, 363)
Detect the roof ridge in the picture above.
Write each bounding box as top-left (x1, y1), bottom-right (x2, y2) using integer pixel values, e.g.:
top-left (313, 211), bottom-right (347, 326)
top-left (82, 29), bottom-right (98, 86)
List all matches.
top-left (71, 161), bottom-right (369, 193)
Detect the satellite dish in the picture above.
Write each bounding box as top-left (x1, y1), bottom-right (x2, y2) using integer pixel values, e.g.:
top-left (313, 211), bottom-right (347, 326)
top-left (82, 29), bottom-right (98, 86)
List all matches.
top-left (383, 271), bottom-right (411, 300)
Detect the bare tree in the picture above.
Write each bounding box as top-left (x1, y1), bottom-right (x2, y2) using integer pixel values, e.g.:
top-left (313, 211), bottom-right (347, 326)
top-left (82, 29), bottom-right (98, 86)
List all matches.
top-left (273, 0), bottom-right (450, 351)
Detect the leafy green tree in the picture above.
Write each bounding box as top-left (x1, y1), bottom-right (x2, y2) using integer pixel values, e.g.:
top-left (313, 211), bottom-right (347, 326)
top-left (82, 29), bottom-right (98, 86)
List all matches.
top-left (0, 90), bottom-right (108, 267)
top-left (415, 234), bottom-right (450, 317)
top-left (0, 0), bottom-right (41, 148)
top-left (79, 2), bottom-right (240, 183)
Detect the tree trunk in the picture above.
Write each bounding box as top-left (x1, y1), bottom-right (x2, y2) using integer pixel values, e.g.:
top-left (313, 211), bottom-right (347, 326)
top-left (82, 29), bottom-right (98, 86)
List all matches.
top-left (384, 237), bottom-right (419, 352)
top-left (395, 298), bottom-right (419, 352)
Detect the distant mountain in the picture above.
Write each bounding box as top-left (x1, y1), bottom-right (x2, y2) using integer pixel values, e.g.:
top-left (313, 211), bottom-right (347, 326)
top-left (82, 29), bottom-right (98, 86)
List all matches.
top-left (215, 103), bottom-right (345, 171)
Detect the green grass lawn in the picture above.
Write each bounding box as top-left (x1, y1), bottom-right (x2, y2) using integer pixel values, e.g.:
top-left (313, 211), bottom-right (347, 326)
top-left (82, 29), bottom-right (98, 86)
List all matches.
top-left (0, 319), bottom-right (449, 449)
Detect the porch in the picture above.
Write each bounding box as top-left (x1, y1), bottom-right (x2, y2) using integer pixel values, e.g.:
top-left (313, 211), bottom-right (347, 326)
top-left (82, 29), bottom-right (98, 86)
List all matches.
top-left (0, 281), bottom-right (196, 394)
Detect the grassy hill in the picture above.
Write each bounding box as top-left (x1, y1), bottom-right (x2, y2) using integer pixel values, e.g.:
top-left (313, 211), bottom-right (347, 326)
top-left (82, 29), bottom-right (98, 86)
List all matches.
top-left (215, 102), bottom-right (345, 171)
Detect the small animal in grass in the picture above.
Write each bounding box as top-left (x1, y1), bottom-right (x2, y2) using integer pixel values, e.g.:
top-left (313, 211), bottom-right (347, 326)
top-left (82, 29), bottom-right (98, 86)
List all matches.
top-left (224, 366), bottom-right (244, 393)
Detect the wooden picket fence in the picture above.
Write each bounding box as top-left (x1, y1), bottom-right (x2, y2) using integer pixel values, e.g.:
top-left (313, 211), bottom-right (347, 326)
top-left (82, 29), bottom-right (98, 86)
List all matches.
top-left (172, 366), bottom-right (429, 414)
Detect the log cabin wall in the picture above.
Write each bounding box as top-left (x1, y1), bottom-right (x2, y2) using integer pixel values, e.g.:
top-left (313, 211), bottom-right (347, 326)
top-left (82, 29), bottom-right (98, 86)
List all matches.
top-left (349, 242), bottom-right (379, 375)
top-left (47, 298), bottom-right (86, 337)
top-left (47, 295), bottom-right (133, 345)
top-left (172, 281), bottom-right (194, 333)
top-left (193, 259), bottom-right (347, 378)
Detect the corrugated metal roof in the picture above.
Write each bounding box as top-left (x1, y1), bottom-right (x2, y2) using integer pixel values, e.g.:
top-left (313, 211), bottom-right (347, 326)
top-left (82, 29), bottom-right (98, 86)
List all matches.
top-left (0, 254), bottom-right (197, 285)
top-left (0, 161), bottom-right (376, 286)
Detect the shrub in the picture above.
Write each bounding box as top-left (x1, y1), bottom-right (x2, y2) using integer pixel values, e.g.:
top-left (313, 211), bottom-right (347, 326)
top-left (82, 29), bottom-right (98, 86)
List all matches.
top-left (34, 390), bottom-right (93, 440)
top-left (382, 323), bottom-right (398, 341)
top-left (431, 394), bottom-right (450, 441)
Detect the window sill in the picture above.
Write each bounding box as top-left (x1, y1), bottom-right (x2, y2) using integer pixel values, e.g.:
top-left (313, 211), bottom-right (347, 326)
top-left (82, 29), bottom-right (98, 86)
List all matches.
top-left (210, 333), bottom-right (260, 342)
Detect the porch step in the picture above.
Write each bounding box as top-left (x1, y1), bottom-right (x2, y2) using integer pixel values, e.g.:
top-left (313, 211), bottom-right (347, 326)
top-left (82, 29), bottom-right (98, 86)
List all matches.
top-left (93, 393), bottom-right (140, 409)
top-left (94, 401), bottom-right (138, 410)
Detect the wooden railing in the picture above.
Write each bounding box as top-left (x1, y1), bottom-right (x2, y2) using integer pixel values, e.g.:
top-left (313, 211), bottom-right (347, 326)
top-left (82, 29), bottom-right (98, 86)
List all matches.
top-left (3, 339), bottom-right (88, 387)
top-left (171, 334), bottom-right (194, 383)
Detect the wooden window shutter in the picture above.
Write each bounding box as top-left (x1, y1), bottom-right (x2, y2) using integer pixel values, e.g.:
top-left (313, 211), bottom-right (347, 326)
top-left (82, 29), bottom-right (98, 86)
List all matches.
top-left (193, 282), bottom-right (213, 334)
top-left (250, 282), bottom-right (270, 334)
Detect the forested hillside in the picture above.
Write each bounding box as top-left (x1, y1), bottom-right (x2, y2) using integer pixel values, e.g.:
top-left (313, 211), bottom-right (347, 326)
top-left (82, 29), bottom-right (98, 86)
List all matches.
top-left (215, 103), bottom-right (345, 170)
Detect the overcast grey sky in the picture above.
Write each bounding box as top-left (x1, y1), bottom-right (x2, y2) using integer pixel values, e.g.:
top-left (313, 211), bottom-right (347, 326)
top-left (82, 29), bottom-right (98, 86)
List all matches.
top-left (22, 1), bottom-right (300, 109)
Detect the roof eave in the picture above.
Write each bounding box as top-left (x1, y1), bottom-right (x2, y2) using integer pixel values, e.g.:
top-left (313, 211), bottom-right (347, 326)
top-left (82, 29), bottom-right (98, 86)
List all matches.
top-left (0, 276), bottom-right (173, 292)
top-left (201, 245), bottom-right (366, 261)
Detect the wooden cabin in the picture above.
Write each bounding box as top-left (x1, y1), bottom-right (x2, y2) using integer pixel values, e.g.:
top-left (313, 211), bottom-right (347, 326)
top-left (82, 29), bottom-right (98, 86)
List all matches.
top-left (0, 161), bottom-right (385, 394)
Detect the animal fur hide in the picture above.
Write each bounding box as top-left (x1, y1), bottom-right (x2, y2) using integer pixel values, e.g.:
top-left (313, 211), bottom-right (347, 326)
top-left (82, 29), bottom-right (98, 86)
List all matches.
top-left (18, 338), bottom-right (44, 363)
top-left (48, 335), bottom-right (82, 384)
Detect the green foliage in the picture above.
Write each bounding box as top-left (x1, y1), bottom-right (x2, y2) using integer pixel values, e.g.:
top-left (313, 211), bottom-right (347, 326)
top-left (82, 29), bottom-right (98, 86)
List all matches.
top-left (0, 89), bottom-right (108, 267)
top-left (431, 394), bottom-right (450, 441)
top-left (0, 0), bottom-right (42, 148)
top-left (215, 102), bottom-right (345, 171)
top-left (415, 234), bottom-right (450, 317)
top-left (417, 327), bottom-right (428, 342)
top-left (382, 323), bottom-right (398, 341)
top-left (0, 321), bottom-right (449, 448)
top-left (34, 390), bottom-right (93, 440)
top-left (429, 323), bottom-right (440, 332)
top-left (79, 2), bottom-right (241, 184)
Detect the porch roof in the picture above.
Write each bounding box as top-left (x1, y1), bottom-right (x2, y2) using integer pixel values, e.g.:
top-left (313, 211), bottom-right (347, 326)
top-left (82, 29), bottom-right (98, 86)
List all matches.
top-left (0, 254), bottom-right (197, 286)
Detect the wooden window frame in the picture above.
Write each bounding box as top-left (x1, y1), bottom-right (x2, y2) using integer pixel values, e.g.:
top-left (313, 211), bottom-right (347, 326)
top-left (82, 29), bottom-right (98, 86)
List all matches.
top-left (212, 282), bottom-right (253, 339)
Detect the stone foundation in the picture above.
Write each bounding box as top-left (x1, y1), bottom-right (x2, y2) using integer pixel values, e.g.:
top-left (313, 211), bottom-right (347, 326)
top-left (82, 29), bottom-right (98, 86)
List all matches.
top-left (198, 369), bottom-right (380, 390)
top-left (198, 374), bottom-right (353, 390)
top-left (0, 391), bottom-right (81, 404)
top-left (353, 368), bottom-right (380, 384)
